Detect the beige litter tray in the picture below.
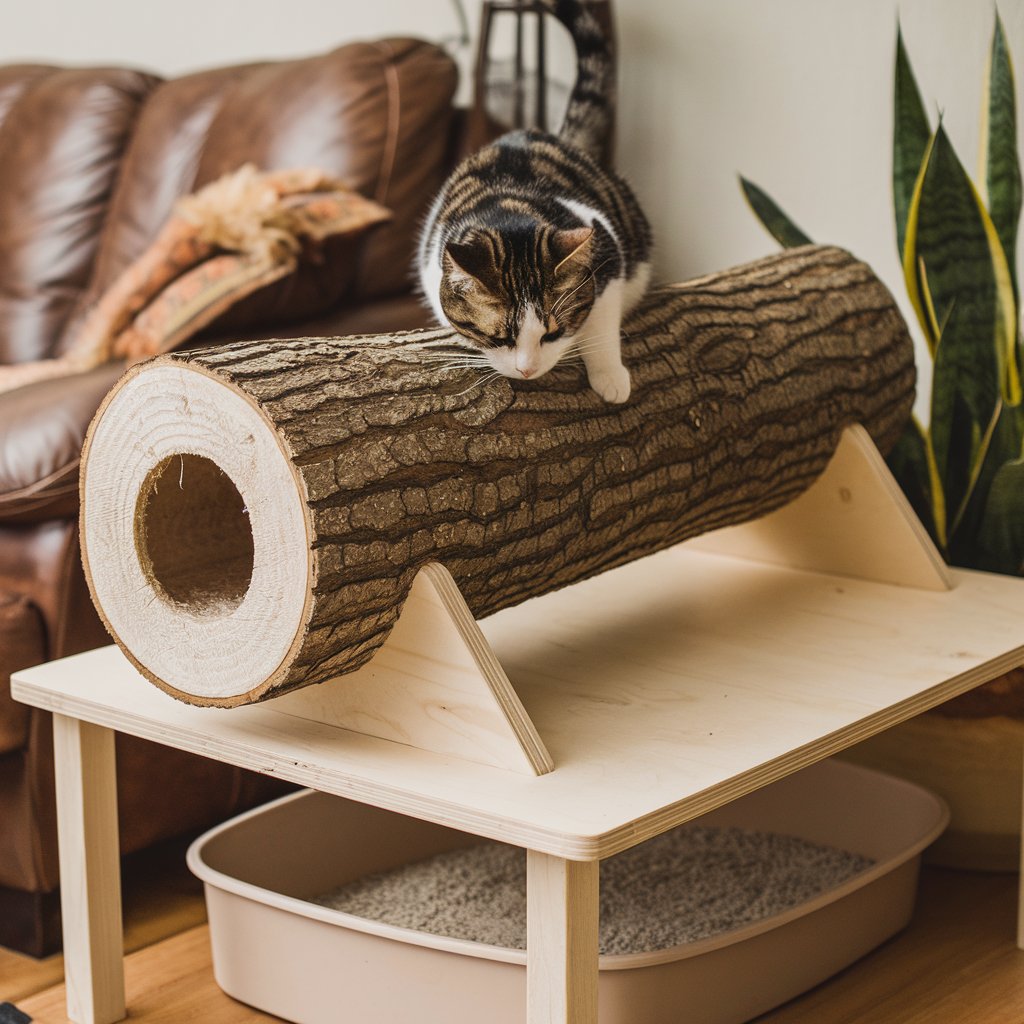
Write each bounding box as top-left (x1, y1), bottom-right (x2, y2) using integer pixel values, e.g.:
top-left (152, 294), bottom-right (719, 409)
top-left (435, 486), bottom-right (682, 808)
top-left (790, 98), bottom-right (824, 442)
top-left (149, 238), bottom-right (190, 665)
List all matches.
top-left (188, 758), bottom-right (948, 1024)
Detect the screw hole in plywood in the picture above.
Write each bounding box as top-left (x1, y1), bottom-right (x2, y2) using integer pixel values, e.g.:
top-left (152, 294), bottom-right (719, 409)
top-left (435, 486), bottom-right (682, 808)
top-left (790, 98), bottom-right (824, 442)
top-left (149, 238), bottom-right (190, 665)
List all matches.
top-left (134, 453), bottom-right (254, 614)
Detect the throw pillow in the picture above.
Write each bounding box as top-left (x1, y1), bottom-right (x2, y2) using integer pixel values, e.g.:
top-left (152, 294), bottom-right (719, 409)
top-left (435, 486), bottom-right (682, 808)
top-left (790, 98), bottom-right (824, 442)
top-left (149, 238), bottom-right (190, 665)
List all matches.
top-left (0, 164), bottom-right (391, 394)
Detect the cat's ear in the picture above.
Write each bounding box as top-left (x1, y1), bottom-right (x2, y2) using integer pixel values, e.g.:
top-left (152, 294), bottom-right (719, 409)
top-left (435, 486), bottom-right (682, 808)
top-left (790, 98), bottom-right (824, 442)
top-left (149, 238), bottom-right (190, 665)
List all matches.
top-left (551, 227), bottom-right (595, 273)
top-left (444, 237), bottom-right (500, 292)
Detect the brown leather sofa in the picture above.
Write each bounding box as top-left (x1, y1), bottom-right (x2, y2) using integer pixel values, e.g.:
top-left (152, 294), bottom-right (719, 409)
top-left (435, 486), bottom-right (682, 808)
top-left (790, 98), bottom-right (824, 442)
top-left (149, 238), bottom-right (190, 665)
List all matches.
top-left (0, 37), bottom-right (463, 956)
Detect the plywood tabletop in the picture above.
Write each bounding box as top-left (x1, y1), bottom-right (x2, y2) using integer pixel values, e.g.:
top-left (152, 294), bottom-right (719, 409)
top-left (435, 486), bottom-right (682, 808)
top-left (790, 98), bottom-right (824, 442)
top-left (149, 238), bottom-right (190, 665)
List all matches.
top-left (14, 543), bottom-right (1024, 860)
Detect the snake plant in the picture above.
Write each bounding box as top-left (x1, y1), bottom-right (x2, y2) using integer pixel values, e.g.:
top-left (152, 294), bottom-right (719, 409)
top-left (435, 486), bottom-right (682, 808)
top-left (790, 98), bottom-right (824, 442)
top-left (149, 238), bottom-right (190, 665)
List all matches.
top-left (741, 15), bottom-right (1023, 574)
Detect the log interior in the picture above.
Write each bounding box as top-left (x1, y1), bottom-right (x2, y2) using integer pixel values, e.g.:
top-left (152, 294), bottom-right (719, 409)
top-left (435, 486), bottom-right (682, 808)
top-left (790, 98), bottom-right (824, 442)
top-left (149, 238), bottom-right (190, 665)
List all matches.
top-left (134, 454), bottom-right (254, 614)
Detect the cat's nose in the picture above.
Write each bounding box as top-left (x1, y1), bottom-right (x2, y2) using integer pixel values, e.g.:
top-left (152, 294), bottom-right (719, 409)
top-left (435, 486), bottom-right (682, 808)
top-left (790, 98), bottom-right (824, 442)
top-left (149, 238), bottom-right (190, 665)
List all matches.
top-left (516, 354), bottom-right (537, 377)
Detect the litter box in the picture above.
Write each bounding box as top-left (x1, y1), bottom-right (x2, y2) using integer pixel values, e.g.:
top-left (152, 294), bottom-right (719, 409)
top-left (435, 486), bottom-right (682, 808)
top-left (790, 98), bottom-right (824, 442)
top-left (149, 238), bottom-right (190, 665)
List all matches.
top-left (188, 758), bottom-right (948, 1024)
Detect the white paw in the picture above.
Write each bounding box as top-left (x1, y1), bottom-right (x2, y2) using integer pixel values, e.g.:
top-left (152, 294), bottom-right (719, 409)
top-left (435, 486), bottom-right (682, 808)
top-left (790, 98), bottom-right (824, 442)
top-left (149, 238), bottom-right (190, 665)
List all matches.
top-left (588, 364), bottom-right (632, 403)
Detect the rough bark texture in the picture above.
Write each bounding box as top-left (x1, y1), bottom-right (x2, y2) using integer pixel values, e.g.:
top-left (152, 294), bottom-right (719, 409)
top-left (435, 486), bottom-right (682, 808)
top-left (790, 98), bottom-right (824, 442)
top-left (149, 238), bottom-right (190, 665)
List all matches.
top-left (147, 245), bottom-right (914, 701)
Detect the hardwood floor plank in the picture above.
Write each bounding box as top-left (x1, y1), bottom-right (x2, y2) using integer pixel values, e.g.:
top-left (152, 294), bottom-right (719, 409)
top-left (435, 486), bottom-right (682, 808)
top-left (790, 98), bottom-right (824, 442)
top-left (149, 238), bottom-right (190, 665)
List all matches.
top-left (755, 868), bottom-right (1024, 1023)
top-left (19, 926), bottom-right (282, 1023)
top-left (0, 836), bottom-right (206, 1005)
top-left (9, 866), bottom-right (1024, 1023)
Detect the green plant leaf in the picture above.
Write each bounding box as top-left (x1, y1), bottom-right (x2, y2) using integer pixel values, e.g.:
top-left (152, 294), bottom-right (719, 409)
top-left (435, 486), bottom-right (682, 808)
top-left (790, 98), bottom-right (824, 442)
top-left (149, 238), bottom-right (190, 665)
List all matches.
top-left (904, 125), bottom-right (1018, 396)
top-left (975, 456), bottom-right (1024, 573)
top-left (885, 416), bottom-right (941, 548)
top-left (930, 326), bottom-right (980, 540)
top-left (949, 400), bottom-right (1023, 568)
top-left (911, 125), bottom-right (1019, 488)
top-left (982, 12), bottom-right (1022, 298)
top-left (894, 25), bottom-right (932, 261)
top-left (738, 177), bottom-right (813, 248)
top-left (902, 132), bottom-right (941, 353)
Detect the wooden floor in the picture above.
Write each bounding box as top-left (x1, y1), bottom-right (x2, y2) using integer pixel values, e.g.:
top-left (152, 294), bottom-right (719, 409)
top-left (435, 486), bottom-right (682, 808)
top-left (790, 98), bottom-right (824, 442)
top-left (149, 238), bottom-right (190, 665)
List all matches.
top-left (17, 926), bottom-right (283, 1024)
top-left (756, 866), bottom-right (1024, 1024)
top-left (0, 836), bottom-right (207, 1007)
top-left (3, 861), bottom-right (1022, 1023)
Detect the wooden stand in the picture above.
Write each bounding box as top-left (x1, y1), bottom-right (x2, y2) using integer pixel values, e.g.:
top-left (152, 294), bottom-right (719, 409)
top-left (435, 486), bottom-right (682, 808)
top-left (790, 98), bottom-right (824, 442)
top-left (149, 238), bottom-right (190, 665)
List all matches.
top-left (272, 562), bottom-right (554, 776)
top-left (278, 423), bottom-right (950, 779)
top-left (81, 247), bottom-right (918, 708)
top-left (14, 427), bottom-right (1024, 1024)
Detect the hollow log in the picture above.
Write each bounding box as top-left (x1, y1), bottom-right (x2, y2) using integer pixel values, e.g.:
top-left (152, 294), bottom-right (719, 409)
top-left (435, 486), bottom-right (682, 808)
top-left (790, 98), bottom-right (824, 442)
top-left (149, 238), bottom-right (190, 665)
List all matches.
top-left (81, 245), bottom-right (916, 706)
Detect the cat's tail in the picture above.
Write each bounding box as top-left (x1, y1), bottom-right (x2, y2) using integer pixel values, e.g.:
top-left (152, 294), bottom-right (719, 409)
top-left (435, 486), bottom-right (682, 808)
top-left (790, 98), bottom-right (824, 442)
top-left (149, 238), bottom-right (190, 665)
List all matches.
top-left (544, 0), bottom-right (614, 161)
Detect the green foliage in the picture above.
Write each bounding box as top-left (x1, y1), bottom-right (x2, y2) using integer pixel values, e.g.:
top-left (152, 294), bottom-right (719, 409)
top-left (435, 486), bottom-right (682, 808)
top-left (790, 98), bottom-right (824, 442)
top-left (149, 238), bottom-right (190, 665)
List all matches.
top-left (738, 177), bottom-right (812, 248)
top-left (741, 15), bottom-right (1024, 575)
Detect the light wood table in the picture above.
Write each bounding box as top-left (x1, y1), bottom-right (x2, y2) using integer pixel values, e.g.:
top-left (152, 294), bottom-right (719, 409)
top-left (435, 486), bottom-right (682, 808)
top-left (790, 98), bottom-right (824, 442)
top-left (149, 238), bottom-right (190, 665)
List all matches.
top-left (12, 541), bottom-right (1024, 1024)
top-left (13, 432), bottom-right (1024, 1024)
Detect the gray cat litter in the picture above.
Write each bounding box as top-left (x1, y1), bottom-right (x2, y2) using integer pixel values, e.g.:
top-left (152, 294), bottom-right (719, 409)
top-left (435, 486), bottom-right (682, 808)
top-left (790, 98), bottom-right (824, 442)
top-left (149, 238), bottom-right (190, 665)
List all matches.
top-left (314, 825), bottom-right (874, 955)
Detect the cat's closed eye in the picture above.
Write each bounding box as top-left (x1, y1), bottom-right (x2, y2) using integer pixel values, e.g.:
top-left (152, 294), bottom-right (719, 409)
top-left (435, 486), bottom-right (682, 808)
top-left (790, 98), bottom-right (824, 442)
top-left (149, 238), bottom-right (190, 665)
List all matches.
top-left (542, 327), bottom-right (564, 342)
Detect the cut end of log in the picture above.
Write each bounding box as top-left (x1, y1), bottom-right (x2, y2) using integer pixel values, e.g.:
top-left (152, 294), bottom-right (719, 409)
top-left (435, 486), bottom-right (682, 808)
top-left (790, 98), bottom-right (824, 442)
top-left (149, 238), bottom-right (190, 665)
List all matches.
top-left (81, 363), bottom-right (312, 706)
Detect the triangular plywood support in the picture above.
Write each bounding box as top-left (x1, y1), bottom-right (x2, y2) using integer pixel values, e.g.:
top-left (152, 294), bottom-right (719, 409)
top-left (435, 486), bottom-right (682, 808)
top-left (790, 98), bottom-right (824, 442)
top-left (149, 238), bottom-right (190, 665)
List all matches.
top-left (692, 424), bottom-right (954, 591)
top-left (271, 562), bottom-right (554, 776)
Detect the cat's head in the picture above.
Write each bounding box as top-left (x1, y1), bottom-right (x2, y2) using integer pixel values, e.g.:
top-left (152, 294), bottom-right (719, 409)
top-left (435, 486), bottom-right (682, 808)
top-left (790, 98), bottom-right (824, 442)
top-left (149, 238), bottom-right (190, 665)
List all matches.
top-left (439, 225), bottom-right (595, 380)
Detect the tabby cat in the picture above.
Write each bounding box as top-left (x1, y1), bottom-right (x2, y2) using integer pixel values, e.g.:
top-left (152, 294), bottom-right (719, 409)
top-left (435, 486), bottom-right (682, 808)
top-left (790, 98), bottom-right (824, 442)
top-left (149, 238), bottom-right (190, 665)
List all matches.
top-left (417, 0), bottom-right (652, 403)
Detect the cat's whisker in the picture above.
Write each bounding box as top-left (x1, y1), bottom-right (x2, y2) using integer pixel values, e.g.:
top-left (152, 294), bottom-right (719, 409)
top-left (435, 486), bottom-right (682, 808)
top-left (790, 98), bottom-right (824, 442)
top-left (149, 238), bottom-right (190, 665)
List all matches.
top-left (550, 258), bottom-right (616, 317)
top-left (550, 279), bottom-right (591, 317)
top-left (420, 359), bottom-right (492, 371)
top-left (566, 337), bottom-right (612, 357)
top-left (415, 351), bottom-right (482, 361)
top-left (567, 332), bottom-right (604, 347)
top-left (423, 355), bottom-right (492, 364)
top-left (453, 371), bottom-right (505, 397)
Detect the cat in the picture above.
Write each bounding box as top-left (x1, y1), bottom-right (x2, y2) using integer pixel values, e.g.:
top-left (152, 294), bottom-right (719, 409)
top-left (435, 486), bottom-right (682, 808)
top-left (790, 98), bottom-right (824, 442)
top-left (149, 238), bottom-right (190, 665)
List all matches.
top-left (417, 0), bottom-right (652, 403)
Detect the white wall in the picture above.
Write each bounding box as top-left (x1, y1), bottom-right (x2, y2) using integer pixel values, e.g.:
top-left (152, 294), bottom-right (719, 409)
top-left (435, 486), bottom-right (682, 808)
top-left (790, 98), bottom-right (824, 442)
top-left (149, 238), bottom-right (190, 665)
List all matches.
top-left (3, 0), bottom-right (1022, 412)
top-left (0, 2), bottom-right (471, 78)
top-left (614, 1), bottom-right (1024, 415)
top-left (619, 2), bottom-right (1024, 275)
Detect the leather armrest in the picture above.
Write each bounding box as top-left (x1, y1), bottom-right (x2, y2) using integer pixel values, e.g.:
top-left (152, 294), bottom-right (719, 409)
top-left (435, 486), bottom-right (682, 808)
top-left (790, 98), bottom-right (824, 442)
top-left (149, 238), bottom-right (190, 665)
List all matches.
top-left (0, 362), bottom-right (126, 525)
top-left (0, 592), bottom-right (45, 754)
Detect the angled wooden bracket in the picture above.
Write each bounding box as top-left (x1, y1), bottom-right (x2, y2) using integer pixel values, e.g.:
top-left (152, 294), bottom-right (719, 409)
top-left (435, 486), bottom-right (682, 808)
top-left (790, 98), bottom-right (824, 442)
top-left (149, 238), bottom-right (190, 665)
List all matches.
top-left (692, 424), bottom-right (953, 591)
top-left (270, 562), bottom-right (554, 776)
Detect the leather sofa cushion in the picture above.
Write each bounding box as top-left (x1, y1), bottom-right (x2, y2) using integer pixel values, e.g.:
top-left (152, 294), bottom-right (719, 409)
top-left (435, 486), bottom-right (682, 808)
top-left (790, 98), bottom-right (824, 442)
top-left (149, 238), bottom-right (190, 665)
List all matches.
top-left (0, 592), bottom-right (45, 754)
top-left (55, 39), bottom-right (457, 355)
top-left (0, 67), bottom-right (160, 364)
top-left (0, 363), bottom-right (126, 524)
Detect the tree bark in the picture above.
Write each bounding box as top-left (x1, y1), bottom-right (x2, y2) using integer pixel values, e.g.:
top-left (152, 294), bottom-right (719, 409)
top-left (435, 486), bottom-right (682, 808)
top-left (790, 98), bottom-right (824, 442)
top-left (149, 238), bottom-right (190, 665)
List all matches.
top-left (82, 245), bottom-right (916, 706)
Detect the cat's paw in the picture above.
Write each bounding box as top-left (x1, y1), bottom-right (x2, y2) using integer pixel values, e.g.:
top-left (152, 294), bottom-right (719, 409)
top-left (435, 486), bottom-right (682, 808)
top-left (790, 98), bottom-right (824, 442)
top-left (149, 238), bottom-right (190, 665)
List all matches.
top-left (588, 364), bottom-right (632, 403)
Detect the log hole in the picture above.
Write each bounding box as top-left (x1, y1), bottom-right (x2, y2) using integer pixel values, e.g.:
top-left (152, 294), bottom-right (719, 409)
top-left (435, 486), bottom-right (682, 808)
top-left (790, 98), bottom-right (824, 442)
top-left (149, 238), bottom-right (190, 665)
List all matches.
top-left (135, 454), bottom-right (254, 614)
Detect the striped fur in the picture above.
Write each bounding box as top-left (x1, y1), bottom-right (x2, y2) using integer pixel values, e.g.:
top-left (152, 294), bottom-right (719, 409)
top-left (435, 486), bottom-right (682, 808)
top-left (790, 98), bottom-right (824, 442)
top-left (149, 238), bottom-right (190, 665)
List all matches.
top-left (549, 0), bottom-right (615, 160)
top-left (417, 1), bottom-right (651, 403)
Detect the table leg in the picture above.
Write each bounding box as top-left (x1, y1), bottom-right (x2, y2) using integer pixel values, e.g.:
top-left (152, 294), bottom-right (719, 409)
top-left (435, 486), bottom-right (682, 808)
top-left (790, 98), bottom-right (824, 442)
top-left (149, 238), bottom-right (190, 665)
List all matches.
top-left (526, 850), bottom-right (599, 1024)
top-left (53, 714), bottom-right (126, 1024)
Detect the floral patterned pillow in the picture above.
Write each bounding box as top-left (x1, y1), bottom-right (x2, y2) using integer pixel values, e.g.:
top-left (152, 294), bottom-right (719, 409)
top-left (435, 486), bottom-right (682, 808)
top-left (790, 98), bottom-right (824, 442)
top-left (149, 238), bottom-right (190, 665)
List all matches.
top-left (0, 165), bottom-right (391, 394)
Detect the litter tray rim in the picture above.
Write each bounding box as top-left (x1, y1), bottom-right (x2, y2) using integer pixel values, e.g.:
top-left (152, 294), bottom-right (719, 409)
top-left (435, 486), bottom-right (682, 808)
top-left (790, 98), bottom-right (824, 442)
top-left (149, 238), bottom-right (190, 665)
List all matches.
top-left (187, 759), bottom-right (949, 972)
